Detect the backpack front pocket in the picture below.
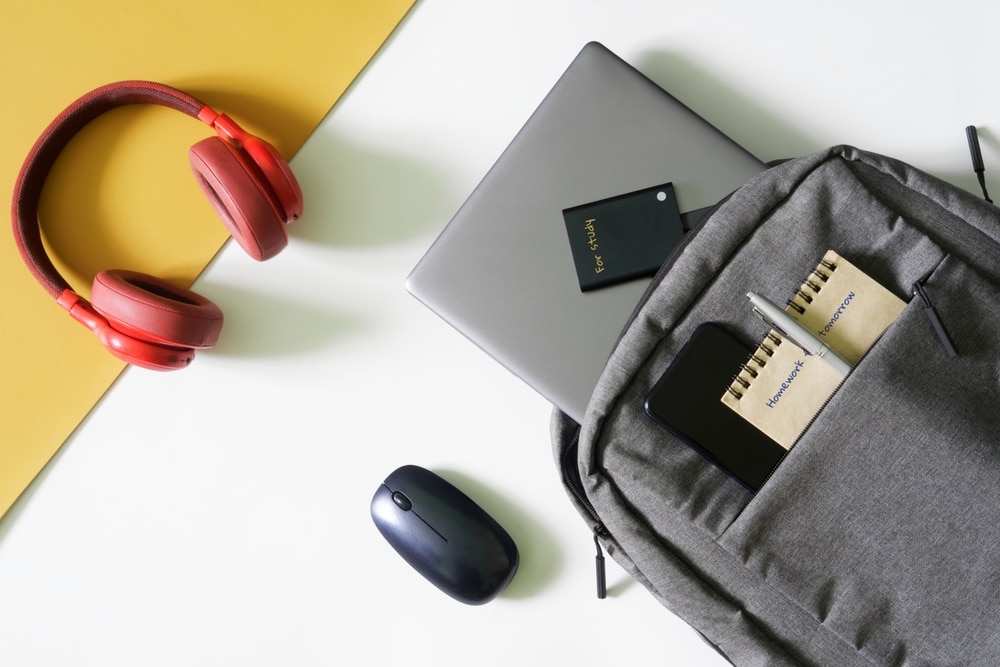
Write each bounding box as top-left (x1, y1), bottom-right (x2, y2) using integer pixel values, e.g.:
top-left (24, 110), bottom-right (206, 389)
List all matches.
top-left (717, 254), bottom-right (1000, 665)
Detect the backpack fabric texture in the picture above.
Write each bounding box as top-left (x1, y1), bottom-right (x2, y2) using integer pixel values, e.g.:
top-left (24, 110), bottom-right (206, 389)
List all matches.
top-left (552, 145), bottom-right (1000, 667)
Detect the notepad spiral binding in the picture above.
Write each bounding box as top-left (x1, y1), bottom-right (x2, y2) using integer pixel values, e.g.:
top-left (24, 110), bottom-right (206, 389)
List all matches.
top-left (726, 252), bottom-right (843, 401)
top-left (725, 331), bottom-right (783, 400)
top-left (787, 256), bottom-right (838, 315)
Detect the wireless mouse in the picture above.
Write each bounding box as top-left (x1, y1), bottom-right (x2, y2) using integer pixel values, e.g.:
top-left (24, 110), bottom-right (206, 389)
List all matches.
top-left (370, 464), bottom-right (519, 605)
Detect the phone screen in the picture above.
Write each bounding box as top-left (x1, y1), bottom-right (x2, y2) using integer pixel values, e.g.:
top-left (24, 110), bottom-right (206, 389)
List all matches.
top-left (644, 322), bottom-right (786, 491)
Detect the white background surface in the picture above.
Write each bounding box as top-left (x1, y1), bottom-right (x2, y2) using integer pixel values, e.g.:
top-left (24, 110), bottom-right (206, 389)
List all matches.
top-left (4, 1), bottom-right (1000, 665)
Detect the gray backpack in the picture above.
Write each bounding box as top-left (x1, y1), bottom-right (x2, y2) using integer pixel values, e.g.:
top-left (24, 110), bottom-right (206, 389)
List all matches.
top-left (552, 145), bottom-right (1000, 666)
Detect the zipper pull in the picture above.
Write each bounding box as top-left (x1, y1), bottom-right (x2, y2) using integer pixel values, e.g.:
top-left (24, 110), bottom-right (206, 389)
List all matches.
top-left (913, 281), bottom-right (958, 358)
top-left (966, 125), bottom-right (994, 204)
top-left (593, 526), bottom-right (607, 599)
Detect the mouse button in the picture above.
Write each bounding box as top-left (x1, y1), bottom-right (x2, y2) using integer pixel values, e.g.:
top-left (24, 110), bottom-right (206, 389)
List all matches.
top-left (391, 491), bottom-right (412, 511)
top-left (384, 465), bottom-right (465, 513)
top-left (369, 485), bottom-right (401, 525)
top-left (382, 466), bottom-right (500, 541)
top-left (369, 485), bottom-right (417, 533)
top-left (371, 487), bottom-right (446, 559)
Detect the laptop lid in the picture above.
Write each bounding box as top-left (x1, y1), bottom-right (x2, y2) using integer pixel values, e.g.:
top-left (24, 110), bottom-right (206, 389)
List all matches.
top-left (406, 42), bottom-right (765, 424)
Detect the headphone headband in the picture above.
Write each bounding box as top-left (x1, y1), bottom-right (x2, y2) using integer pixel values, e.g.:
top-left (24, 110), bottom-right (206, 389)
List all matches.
top-left (9, 80), bottom-right (301, 370)
top-left (10, 81), bottom-right (212, 299)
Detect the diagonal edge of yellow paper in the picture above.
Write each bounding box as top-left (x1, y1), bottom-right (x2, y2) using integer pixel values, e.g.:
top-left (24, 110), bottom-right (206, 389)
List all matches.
top-left (0, 0), bottom-right (418, 520)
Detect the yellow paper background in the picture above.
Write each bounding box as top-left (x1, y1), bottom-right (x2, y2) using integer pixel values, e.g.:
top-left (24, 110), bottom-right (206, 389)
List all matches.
top-left (1, 0), bottom-right (416, 518)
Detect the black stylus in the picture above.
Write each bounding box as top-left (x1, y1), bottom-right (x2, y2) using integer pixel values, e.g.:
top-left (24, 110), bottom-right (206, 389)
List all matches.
top-left (966, 125), bottom-right (993, 204)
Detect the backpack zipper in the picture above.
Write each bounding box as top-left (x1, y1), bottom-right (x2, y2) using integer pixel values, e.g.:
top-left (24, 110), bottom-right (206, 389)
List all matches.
top-left (559, 434), bottom-right (609, 599)
top-left (913, 279), bottom-right (959, 357)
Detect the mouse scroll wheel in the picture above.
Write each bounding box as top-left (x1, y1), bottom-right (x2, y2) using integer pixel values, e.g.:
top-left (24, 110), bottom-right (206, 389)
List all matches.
top-left (391, 491), bottom-right (413, 511)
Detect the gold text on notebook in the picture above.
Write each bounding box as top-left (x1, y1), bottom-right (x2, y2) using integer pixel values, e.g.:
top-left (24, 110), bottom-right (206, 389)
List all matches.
top-left (583, 218), bottom-right (599, 251)
top-left (583, 218), bottom-right (605, 273)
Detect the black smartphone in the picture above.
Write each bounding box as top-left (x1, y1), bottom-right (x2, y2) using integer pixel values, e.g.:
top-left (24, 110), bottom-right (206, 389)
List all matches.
top-left (644, 322), bottom-right (786, 491)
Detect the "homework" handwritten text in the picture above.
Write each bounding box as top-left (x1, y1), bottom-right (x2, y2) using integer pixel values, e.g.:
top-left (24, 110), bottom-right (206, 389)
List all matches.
top-left (765, 359), bottom-right (806, 408)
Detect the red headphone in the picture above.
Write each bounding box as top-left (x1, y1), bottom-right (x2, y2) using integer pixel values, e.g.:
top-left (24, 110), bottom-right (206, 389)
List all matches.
top-left (10, 81), bottom-right (303, 371)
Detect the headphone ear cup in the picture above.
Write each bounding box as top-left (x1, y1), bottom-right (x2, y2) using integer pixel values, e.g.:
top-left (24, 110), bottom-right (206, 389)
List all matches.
top-left (188, 136), bottom-right (289, 261)
top-left (239, 134), bottom-right (303, 223)
top-left (91, 270), bottom-right (223, 349)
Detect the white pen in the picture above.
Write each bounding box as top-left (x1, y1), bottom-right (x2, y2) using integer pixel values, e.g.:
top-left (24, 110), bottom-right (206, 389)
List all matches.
top-left (746, 291), bottom-right (853, 376)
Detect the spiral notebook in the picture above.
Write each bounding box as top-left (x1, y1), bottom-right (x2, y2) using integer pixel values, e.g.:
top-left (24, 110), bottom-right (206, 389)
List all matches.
top-left (721, 250), bottom-right (907, 448)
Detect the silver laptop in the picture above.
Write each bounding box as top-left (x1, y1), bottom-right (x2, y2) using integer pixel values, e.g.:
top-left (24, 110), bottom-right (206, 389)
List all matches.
top-left (406, 42), bottom-right (765, 424)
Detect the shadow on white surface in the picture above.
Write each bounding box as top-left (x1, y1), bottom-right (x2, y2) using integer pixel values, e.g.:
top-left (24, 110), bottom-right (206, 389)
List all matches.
top-left (636, 49), bottom-right (819, 163)
top-left (195, 282), bottom-right (366, 358)
top-left (289, 131), bottom-right (451, 248)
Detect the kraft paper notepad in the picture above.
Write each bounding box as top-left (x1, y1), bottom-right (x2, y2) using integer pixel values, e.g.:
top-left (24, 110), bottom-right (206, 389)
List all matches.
top-left (0, 0), bottom-right (415, 520)
top-left (722, 250), bottom-right (906, 448)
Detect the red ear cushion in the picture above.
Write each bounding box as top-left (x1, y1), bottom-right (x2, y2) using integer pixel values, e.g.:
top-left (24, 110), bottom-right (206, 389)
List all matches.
top-left (91, 270), bottom-right (223, 349)
top-left (188, 136), bottom-right (288, 261)
top-left (240, 135), bottom-right (303, 222)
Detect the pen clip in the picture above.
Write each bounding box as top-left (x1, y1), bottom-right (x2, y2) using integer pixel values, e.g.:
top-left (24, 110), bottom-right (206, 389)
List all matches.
top-left (752, 307), bottom-right (786, 338)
